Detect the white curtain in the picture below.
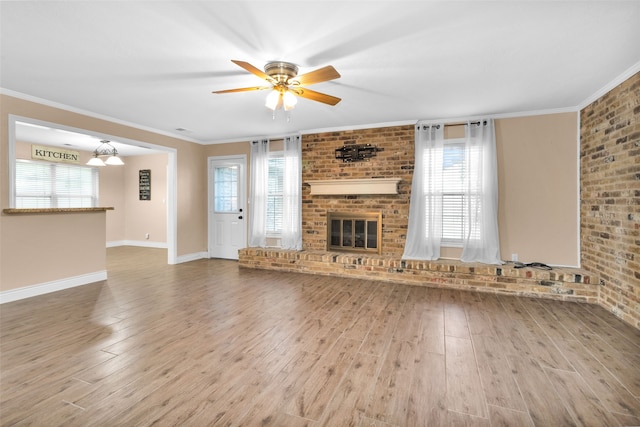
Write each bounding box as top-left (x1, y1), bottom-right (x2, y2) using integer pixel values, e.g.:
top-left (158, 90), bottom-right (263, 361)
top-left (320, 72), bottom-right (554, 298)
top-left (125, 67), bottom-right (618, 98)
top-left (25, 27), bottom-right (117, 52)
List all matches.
top-left (402, 123), bottom-right (445, 260)
top-left (281, 134), bottom-right (302, 250)
top-left (248, 139), bottom-right (269, 247)
top-left (460, 119), bottom-right (502, 264)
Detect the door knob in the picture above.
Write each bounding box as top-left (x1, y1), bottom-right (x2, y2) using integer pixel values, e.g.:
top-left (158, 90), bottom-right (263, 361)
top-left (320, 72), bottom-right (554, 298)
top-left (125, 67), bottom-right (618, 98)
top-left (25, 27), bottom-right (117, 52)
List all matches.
top-left (238, 215), bottom-right (243, 219)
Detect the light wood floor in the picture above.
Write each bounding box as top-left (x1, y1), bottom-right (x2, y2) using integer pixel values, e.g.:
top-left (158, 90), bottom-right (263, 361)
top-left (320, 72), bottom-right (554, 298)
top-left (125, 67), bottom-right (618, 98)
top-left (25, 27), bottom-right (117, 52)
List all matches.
top-left (1, 247), bottom-right (639, 426)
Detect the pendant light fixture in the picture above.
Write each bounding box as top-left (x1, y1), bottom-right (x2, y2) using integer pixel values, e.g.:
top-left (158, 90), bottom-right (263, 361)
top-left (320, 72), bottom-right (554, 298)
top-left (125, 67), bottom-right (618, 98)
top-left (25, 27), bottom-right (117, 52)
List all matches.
top-left (86, 140), bottom-right (124, 166)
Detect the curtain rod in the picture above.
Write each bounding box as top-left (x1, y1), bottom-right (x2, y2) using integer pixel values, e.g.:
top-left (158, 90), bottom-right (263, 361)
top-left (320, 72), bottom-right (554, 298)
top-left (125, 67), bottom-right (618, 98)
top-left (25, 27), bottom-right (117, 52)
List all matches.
top-left (251, 135), bottom-right (298, 144)
top-left (419, 120), bottom-right (487, 130)
top-left (444, 120), bottom-right (487, 127)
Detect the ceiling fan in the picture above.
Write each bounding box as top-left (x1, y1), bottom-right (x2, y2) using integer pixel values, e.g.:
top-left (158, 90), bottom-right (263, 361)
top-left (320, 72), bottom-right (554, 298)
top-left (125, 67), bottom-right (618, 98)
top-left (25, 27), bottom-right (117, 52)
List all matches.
top-left (212, 60), bottom-right (341, 111)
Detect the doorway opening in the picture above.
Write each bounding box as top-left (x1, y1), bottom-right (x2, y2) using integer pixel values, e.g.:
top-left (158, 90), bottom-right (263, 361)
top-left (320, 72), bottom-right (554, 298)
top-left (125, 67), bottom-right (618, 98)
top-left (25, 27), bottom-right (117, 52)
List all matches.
top-left (8, 114), bottom-right (178, 264)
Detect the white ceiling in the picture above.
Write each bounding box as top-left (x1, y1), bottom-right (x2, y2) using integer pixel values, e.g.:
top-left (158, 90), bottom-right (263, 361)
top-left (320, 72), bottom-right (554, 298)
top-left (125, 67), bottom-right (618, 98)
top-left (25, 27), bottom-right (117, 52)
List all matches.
top-left (2, 1), bottom-right (640, 149)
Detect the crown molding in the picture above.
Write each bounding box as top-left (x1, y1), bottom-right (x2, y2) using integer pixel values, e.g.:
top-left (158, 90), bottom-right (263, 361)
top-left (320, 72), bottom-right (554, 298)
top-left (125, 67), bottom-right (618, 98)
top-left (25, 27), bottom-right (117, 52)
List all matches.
top-left (202, 120), bottom-right (419, 145)
top-left (578, 60), bottom-right (640, 110)
top-left (0, 88), bottom-right (203, 144)
top-left (300, 119), bottom-right (418, 136)
top-left (203, 106), bottom-right (585, 145)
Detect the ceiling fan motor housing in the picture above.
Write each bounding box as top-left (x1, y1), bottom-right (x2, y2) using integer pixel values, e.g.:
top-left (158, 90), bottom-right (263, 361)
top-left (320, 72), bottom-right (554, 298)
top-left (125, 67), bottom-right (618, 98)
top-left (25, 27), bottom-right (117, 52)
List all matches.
top-left (265, 61), bottom-right (299, 84)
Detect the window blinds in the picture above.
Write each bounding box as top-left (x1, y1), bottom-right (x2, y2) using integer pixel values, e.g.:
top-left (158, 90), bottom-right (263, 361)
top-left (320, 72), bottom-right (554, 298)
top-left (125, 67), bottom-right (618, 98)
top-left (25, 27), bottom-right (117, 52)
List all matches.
top-left (15, 160), bottom-right (98, 208)
top-left (266, 155), bottom-right (284, 234)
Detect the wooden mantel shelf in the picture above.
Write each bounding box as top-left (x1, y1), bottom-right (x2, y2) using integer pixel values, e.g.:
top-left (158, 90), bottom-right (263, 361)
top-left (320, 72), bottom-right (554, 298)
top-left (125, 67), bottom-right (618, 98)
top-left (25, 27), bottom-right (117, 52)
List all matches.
top-left (306, 178), bottom-right (401, 195)
top-left (3, 207), bottom-right (114, 214)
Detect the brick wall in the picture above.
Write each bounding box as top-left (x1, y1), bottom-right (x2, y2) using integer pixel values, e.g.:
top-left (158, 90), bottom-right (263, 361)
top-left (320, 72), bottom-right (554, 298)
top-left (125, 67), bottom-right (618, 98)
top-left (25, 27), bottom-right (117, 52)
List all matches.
top-left (302, 125), bottom-right (415, 256)
top-left (580, 72), bottom-right (640, 328)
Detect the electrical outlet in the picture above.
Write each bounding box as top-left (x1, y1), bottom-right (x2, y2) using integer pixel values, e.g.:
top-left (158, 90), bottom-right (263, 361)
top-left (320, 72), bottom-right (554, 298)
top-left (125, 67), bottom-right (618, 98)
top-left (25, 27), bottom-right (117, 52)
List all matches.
top-left (145, 233), bottom-right (149, 240)
top-left (511, 253), bottom-right (518, 262)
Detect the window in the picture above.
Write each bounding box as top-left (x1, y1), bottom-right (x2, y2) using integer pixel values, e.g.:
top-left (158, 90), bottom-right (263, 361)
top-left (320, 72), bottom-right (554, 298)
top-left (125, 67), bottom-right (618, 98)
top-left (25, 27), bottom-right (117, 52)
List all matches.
top-left (213, 165), bottom-right (239, 212)
top-left (266, 153), bottom-right (284, 234)
top-left (15, 160), bottom-right (99, 208)
top-left (248, 136), bottom-right (302, 249)
top-left (441, 139), bottom-right (479, 246)
top-left (405, 120), bottom-right (500, 263)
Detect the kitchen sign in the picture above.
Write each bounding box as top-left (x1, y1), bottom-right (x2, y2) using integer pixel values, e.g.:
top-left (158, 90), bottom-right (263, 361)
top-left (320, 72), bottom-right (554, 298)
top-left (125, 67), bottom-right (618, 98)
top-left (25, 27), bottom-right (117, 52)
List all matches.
top-left (31, 145), bottom-right (80, 164)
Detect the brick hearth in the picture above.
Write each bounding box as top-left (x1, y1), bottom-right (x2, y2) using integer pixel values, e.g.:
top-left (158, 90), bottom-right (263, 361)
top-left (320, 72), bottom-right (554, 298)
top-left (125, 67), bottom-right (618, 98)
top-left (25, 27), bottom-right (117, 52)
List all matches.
top-left (239, 248), bottom-right (598, 303)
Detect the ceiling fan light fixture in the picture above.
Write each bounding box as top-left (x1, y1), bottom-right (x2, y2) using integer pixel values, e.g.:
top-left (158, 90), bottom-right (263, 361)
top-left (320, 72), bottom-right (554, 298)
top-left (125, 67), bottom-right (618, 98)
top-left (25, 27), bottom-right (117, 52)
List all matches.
top-left (283, 90), bottom-right (297, 111)
top-left (214, 59), bottom-right (341, 113)
top-left (265, 89), bottom-right (281, 110)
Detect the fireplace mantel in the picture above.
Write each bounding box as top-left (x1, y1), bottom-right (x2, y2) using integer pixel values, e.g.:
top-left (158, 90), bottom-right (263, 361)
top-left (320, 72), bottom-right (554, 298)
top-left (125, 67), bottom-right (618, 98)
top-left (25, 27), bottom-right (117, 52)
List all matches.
top-left (306, 178), bottom-right (401, 195)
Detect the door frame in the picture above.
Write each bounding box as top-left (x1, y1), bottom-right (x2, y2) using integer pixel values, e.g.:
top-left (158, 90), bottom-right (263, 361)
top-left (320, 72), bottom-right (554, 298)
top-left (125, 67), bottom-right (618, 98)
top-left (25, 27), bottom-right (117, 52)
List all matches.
top-left (207, 154), bottom-right (247, 259)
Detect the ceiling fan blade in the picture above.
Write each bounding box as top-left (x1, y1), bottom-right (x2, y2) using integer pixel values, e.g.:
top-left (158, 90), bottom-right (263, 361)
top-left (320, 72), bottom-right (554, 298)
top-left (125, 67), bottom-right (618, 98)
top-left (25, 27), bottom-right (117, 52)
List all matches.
top-left (294, 87), bottom-right (341, 106)
top-left (212, 86), bottom-right (271, 94)
top-left (293, 65), bottom-right (341, 86)
top-left (231, 60), bottom-right (274, 83)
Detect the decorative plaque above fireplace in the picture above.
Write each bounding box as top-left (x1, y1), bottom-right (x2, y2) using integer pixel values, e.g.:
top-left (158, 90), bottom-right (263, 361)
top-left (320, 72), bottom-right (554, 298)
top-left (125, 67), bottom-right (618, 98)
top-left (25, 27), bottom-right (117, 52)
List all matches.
top-left (335, 143), bottom-right (383, 162)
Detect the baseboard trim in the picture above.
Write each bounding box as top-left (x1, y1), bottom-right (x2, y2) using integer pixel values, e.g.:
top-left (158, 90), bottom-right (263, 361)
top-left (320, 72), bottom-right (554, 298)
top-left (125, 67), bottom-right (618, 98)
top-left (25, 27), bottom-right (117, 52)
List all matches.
top-left (0, 271), bottom-right (107, 304)
top-left (105, 244), bottom-right (205, 264)
top-left (107, 240), bottom-right (167, 249)
top-left (173, 251), bottom-right (208, 264)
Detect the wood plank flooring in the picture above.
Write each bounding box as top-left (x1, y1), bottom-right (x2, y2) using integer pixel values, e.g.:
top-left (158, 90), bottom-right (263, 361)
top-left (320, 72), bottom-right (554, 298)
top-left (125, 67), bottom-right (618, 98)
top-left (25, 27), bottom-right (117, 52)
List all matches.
top-left (1, 246), bottom-right (639, 426)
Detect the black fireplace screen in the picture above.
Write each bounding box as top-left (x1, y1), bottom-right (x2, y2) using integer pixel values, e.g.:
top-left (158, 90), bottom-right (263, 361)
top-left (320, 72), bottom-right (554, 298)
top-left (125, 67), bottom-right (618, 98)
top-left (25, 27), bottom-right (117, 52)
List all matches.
top-left (327, 211), bottom-right (382, 254)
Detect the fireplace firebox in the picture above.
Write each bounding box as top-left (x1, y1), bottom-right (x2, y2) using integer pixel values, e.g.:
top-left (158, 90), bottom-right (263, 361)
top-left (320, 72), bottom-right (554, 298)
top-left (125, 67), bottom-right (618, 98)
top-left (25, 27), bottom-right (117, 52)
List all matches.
top-left (327, 211), bottom-right (382, 254)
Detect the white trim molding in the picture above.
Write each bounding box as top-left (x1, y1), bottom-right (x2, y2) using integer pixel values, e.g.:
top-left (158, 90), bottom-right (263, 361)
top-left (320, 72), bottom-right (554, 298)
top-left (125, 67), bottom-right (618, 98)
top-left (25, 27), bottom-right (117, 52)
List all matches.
top-left (1, 88), bottom-right (202, 144)
top-left (0, 271), bottom-right (107, 304)
top-left (174, 251), bottom-right (208, 264)
top-left (107, 240), bottom-right (168, 249)
top-left (579, 60), bottom-right (640, 109)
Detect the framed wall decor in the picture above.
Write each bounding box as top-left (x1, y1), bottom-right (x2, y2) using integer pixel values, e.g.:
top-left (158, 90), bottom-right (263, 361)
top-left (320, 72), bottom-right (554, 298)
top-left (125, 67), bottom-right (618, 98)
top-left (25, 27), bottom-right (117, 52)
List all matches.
top-left (139, 169), bottom-right (151, 200)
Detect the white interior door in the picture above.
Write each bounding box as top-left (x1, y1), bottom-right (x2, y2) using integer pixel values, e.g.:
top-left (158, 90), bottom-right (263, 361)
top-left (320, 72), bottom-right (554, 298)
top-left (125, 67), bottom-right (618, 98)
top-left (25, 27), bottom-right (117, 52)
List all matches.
top-left (208, 155), bottom-right (246, 260)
